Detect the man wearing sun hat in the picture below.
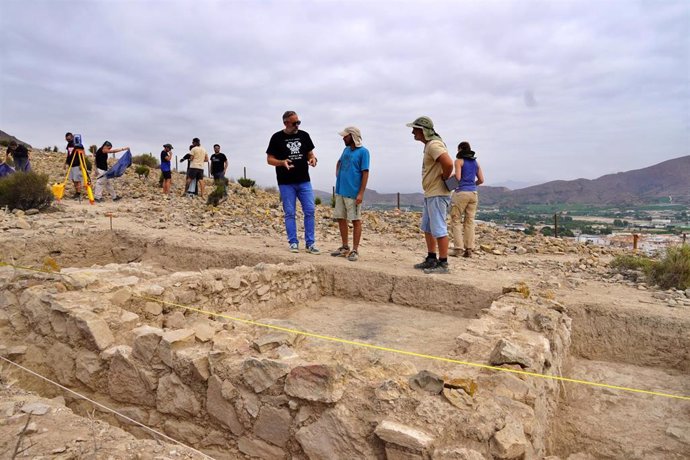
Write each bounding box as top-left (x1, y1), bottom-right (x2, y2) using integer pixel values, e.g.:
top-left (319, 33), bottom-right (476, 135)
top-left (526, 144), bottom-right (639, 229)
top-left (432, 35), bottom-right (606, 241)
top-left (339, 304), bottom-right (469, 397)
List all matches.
top-left (330, 126), bottom-right (370, 262)
top-left (406, 116), bottom-right (454, 274)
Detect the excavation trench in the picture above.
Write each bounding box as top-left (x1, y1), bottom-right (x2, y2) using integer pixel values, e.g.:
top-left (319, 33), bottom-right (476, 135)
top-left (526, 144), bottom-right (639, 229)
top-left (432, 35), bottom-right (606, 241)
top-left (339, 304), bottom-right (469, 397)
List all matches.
top-left (1, 231), bottom-right (688, 459)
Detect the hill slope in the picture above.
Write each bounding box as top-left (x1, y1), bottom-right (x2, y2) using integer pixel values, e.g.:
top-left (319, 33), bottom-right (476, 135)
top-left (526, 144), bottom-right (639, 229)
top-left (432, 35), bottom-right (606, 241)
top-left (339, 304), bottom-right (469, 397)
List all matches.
top-left (0, 129), bottom-right (32, 148)
top-left (502, 155), bottom-right (690, 205)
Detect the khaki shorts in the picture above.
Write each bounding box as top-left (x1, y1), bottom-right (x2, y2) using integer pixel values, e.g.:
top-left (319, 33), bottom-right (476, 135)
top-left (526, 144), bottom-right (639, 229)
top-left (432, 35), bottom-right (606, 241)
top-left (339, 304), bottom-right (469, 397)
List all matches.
top-left (333, 195), bottom-right (361, 221)
top-left (68, 166), bottom-right (83, 182)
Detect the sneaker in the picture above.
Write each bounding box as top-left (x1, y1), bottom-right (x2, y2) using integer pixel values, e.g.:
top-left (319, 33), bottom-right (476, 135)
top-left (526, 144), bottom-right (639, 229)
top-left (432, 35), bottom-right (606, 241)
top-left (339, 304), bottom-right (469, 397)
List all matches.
top-left (463, 249), bottom-right (473, 258)
top-left (289, 243), bottom-right (299, 253)
top-left (414, 258), bottom-right (438, 270)
top-left (113, 196), bottom-right (122, 201)
top-left (306, 245), bottom-right (321, 255)
top-left (347, 250), bottom-right (359, 262)
top-left (330, 245), bottom-right (350, 257)
top-left (424, 261), bottom-right (449, 274)
top-left (94, 198), bottom-right (104, 203)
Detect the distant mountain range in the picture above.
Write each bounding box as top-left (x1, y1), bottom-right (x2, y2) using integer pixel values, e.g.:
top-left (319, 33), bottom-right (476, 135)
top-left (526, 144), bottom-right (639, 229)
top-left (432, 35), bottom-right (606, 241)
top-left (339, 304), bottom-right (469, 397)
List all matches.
top-left (4, 129), bottom-right (686, 206)
top-left (316, 155), bottom-right (690, 207)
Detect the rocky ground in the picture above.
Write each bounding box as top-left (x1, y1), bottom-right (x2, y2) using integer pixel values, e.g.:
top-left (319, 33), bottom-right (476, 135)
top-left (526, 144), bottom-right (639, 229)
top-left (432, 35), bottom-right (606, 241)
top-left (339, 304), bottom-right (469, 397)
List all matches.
top-left (0, 383), bottom-right (199, 459)
top-left (0, 150), bottom-right (688, 459)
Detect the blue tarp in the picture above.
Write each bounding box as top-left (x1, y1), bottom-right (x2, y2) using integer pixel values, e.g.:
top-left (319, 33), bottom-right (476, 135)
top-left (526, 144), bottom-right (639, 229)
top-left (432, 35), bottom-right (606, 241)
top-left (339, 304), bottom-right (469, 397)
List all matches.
top-left (0, 163), bottom-right (15, 178)
top-left (101, 149), bottom-right (132, 179)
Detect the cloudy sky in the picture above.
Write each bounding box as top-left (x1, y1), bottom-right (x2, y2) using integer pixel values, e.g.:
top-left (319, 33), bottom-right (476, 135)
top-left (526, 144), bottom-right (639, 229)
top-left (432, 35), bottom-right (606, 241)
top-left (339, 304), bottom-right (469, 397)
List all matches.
top-left (1, 0), bottom-right (688, 193)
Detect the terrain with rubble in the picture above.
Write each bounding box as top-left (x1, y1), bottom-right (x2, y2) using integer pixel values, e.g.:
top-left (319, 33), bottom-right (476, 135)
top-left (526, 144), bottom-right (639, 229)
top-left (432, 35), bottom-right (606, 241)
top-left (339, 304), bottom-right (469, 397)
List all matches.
top-left (0, 150), bottom-right (688, 460)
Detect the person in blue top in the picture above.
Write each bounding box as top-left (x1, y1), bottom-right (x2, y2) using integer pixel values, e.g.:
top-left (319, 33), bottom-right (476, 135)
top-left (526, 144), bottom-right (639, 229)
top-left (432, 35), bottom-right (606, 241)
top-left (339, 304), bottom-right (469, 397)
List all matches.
top-left (449, 141), bottom-right (484, 258)
top-left (330, 126), bottom-right (370, 262)
top-left (160, 143), bottom-right (173, 195)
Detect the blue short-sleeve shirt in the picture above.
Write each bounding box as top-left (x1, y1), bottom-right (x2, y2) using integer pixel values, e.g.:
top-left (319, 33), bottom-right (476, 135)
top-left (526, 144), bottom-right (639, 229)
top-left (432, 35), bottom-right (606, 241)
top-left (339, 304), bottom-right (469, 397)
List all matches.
top-left (335, 146), bottom-right (370, 199)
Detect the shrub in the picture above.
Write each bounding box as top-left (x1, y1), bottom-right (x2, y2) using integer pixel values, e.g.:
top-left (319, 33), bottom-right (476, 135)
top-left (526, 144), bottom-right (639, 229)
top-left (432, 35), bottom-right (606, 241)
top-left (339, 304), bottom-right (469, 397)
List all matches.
top-left (315, 196), bottom-right (322, 205)
top-left (53, 146), bottom-right (58, 153)
top-left (207, 179), bottom-right (229, 206)
top-left (237, 177), bottom-right (255, 188)
top-left (89, 145), bottom-right (97, 155)
top-left (132, 154), bottom-right (159, 168)
top-left (610, 247), bottom-right (690, 290)
top-left (158, 171), bottom-right (164, 187)
top-left (648, 245), bottom-right (690, 290)
top-left (0, 171), bottom-right (54, 210)
top-left (135, 165), bottom-right (150, 179)
top-left (330, 195), bottom-right (335, 208)
top-left (610, 254), bottom-right (655, 273)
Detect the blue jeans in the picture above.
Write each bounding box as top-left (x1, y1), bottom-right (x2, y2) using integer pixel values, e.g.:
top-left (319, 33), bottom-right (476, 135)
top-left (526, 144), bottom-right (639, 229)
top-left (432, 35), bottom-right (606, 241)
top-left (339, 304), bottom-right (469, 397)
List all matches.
top-left (279, 181), bottom-right (315, 246)
top-left (13, 157), bottom-right (29, 172)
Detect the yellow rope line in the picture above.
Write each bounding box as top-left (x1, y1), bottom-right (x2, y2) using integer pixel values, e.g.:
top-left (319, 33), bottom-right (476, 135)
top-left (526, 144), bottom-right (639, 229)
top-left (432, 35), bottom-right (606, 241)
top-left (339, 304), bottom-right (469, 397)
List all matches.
top-left (2, 261), bottom-right (689, 401)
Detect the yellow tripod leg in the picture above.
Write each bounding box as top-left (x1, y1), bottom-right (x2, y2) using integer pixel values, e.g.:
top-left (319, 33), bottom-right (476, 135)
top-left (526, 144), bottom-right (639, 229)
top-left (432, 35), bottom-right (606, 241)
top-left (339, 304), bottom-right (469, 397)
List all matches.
top-left (77, 150), bottom-right (95, 204)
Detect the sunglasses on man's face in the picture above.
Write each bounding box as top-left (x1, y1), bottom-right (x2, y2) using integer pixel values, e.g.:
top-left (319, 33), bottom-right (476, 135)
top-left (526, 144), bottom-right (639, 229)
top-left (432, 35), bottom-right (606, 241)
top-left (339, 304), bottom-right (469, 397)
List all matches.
top-left (290, 120), bottom-right (301, 127)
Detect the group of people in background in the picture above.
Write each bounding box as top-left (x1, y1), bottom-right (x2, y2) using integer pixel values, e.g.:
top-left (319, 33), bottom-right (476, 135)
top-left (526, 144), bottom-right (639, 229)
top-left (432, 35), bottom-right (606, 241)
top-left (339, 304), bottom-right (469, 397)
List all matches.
top-left (63, 132), bottom-right (128, 202)
top-left (5, 114), bottom-right (482, 274)
top-left (164, 139), bottom-right (228, 198)
top-left (60, 133), bottom-right (229, 201)
top-left (264, 111), bottom-right (483, 273)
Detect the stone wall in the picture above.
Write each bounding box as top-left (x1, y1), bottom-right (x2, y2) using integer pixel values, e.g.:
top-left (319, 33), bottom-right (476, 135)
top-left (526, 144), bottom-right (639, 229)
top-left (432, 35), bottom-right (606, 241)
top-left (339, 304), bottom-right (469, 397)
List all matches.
top-left (1, 262), bottom-right (572, 460)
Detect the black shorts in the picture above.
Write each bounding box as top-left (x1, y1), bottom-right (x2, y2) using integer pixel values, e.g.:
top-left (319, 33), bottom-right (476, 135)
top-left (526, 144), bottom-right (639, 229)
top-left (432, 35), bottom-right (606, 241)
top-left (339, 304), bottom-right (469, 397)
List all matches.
top-left (162, 171), bottom-right (172, 179)
top-left (188, 168), bottom-right (204, 181)
top-left (212, 172), bottom-right (224, 180)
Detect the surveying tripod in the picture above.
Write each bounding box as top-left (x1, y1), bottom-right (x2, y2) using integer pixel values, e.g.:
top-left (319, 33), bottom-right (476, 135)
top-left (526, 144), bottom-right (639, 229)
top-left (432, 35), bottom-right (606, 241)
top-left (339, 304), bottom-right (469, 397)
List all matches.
top-left (65, 146), bottom-right (95, 204)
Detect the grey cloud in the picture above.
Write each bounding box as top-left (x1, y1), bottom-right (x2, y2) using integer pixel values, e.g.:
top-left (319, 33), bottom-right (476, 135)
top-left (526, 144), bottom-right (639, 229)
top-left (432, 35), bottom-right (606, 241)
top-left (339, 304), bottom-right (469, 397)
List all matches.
top-left (1, 0), bottom-right (687, 192)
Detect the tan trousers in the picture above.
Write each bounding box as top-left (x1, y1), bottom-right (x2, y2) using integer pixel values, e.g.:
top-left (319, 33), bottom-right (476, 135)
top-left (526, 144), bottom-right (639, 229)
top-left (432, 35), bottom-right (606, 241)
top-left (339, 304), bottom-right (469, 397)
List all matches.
top-left (94, 168), bottom-right (117, 199)
top-left (449, 191), bottom-right (478, 250)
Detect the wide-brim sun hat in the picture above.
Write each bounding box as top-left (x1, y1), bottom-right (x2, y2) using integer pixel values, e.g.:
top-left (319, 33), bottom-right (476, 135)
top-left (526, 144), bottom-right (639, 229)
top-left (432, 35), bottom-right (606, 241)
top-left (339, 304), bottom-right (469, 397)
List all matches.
top-left (338, 126), bottom-right (363, 147)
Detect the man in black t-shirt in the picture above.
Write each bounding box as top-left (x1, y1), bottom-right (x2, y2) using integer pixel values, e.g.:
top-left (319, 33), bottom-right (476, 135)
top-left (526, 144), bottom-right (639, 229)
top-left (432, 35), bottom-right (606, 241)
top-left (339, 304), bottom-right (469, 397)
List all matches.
top-left (7, 141), bottom-right (30, 172)
top-left (64, 132), bottom-right (83, 197)
top-left (266, 111), bottom-right (320, 254)
top-left (210, 144), bottom-right (228, 180)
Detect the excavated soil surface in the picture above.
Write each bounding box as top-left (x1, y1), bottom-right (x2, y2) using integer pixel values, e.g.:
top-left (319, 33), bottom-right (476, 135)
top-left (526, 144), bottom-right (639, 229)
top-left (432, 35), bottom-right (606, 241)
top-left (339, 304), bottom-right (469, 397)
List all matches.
top-left (2, 212), bottom-right (689, 459)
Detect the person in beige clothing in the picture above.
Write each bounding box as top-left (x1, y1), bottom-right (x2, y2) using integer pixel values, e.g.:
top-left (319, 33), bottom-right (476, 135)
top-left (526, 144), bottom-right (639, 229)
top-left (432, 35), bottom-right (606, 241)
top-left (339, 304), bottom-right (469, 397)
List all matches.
top-left (449, 141), bottom-right (484, 257)
top-left (186, 137), bottom-right (209, 197)
top-left (406, 116), bottom-right (454, 274)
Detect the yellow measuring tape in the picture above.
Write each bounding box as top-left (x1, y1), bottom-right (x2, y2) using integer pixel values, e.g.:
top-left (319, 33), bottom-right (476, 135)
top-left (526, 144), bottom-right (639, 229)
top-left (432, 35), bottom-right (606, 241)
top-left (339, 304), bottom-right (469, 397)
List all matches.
top-left (1, 261), bottom-right (689, 401)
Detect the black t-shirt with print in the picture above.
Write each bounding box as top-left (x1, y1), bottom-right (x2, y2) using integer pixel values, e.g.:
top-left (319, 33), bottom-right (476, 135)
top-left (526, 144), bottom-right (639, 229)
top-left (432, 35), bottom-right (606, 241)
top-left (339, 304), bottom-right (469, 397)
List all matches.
top-left (66, 144), bottom-right (85, 168)
top-left (12, 145), bottom-right (29, 159)
top-left (65, 140), bottom-right (75, 166)
top-left (95, 148), bottom-right (108, 170)
top-left (266, 130), bottom-right (315, 185)
top-left (210, 153), bottom-right (227, 175)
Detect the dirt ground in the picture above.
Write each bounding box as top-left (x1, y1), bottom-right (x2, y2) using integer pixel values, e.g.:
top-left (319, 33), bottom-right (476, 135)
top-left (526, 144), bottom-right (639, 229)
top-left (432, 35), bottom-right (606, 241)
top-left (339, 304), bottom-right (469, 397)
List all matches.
top-left (1, 188), bottom-right (689, 458)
